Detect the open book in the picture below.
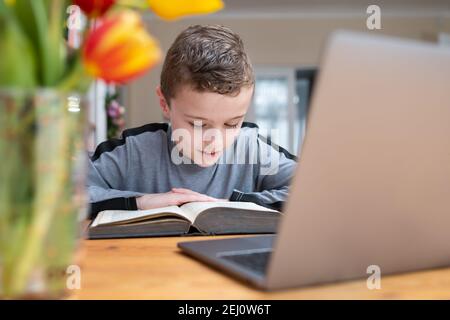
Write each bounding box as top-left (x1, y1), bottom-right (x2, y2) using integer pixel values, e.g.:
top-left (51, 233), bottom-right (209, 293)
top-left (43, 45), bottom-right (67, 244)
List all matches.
top-left (88, 201), bottom-right (282, 239)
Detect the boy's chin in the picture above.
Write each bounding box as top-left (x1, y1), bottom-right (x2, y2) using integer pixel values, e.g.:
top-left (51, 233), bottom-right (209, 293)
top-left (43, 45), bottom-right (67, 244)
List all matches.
top-left (194, 161), bottom-right (217, 167)
top-left (190, 151), bottom-right (222, 167)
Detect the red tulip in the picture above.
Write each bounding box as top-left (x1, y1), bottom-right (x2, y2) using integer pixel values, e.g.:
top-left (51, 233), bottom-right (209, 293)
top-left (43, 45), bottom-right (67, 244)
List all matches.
top-left (73, 0), bottom-right (116, 18)
top-left (82, 10), bottom-right (162, 84)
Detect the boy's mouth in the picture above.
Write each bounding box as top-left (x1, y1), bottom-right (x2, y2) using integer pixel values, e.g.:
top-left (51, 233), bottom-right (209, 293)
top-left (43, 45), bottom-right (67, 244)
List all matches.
top-left (197, 149), bottom-right (221, 158)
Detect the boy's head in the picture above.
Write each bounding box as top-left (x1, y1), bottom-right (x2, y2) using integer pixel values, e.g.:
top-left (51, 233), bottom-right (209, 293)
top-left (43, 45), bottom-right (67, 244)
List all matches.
top-left (156, 25), bottom-right (254, 167)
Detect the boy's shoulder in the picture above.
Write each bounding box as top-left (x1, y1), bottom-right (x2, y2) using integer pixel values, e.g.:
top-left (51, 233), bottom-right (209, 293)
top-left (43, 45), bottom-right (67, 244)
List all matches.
top-left (238, 122), bottom-right (297, 161)
top-left (121, 122), bottom-right (170, 143)
top-left (240, 121), bottom-right (259, 130)
top-left (91, 122), bottom-right (170, 162)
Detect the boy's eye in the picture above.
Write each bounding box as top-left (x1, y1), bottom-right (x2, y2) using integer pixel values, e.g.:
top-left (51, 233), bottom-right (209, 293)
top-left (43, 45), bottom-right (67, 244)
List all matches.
top-left (189, 122), bottom-right (239, 129)
top-left (189, 122), bottom-right (206, 128)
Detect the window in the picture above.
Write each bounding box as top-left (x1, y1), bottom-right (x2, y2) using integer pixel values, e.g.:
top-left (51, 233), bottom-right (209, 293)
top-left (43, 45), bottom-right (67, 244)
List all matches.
top-left (246, 67), bottom-right (317, 156)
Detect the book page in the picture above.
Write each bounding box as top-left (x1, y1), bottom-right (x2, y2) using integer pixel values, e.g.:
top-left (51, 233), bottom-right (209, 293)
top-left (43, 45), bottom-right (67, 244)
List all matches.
top-left (91, 205), bottom-right (192, 227)
top-left (180, 201), bottom-right (279, 219)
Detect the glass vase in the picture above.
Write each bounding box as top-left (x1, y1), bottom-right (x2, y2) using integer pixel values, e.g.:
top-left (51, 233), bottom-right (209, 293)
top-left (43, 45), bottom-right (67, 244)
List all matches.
top-left (0, 88), bottom-right (87, 299)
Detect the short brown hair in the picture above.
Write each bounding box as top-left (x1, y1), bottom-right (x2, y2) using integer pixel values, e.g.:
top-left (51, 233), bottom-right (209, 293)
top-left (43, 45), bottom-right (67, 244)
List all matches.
top-left (160, 25), bottom-right (254, 101)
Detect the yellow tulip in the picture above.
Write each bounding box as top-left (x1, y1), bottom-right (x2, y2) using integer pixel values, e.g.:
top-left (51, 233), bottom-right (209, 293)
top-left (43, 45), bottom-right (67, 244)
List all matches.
top-left (147, 0), bottom-right (224, 20)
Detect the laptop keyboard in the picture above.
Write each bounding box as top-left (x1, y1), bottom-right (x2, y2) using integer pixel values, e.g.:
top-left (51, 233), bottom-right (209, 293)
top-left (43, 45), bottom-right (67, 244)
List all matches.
top-left (219, 249), bottom-right (272, 275)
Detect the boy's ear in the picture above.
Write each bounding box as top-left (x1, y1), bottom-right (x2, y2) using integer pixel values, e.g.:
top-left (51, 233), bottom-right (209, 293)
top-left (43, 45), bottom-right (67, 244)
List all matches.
top-left (156, 85), bottom-right (170, 119)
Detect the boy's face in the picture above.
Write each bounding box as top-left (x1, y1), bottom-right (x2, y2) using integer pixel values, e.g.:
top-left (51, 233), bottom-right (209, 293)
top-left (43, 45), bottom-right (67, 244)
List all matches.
top-left (157, 84), bottom-right (254, 167)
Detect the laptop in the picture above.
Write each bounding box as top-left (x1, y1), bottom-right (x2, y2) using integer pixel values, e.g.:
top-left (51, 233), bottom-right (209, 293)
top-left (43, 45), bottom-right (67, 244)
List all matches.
top-left (177, 30), bottom-right (450, 291)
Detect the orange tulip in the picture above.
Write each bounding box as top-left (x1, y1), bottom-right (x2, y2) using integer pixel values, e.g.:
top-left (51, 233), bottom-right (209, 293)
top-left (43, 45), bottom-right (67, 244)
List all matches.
top-left (147, 0), bottom-right (224, 20)
top-left (73, 0), bottom-right (116, 18)
top-left (83, 10), bottom-right (162, 84)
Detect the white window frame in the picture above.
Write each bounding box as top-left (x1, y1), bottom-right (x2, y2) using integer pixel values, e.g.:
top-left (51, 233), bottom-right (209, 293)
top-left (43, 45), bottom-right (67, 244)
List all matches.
top-left (246, 67), bottom-right (299, 154)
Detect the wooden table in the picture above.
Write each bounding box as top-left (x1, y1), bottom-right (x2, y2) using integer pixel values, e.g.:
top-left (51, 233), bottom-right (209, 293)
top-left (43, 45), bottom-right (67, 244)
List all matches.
top-left (73, 235), bottom-right (450, 299)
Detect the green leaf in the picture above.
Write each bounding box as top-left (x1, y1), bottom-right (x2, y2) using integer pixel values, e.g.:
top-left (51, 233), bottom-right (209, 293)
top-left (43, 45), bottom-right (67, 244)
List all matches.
top-left (12, 0), bottom-right (65, 86)
top-left (0, 14), bottom-right (37, 88)
top-left (46, 0), bottom-right (68, 85)
top-left (0, 0), bottom-right (8, 15)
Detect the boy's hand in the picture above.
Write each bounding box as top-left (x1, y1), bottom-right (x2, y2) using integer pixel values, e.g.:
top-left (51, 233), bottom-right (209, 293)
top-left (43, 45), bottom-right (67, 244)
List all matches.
top-left (171, 188), bottom-right (229, 202)
top-left (136, 188), bottom-right (225, 210)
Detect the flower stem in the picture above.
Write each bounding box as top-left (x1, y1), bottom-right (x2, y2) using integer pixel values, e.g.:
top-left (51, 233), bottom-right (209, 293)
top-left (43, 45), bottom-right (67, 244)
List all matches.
top-left (57, 56), bottom-right (91, 93)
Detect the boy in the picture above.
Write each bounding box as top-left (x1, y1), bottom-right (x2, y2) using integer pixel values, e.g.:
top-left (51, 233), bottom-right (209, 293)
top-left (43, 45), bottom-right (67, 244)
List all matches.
top-left (88, 25), bottom-right (297, 217)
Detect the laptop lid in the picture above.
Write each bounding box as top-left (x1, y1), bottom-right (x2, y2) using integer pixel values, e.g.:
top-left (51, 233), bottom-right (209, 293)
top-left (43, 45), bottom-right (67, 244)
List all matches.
top-left (266, 31), bottom-right (450, 290)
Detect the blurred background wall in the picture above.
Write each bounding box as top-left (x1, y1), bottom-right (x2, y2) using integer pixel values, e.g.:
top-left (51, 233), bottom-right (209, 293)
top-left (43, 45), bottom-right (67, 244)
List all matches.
top-left (122, 0), bottom-right (450, 153)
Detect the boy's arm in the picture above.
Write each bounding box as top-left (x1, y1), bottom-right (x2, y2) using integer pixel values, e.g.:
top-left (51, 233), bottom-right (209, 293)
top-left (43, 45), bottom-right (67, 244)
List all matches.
top-left (87, 142), bottom-right (145, 218)
top-left (229, 136), bottom-right (298, 211)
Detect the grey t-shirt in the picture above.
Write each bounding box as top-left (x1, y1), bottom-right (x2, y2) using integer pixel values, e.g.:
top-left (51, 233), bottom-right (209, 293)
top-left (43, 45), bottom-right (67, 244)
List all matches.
top-left (87, 122), bottom-right (297, 217)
